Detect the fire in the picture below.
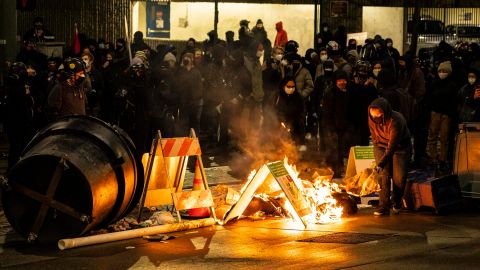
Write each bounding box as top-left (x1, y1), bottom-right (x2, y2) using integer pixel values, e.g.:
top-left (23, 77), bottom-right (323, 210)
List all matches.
top-left (280, 122), bottom-right (291, 133)
top-left (245, 157), bottom-right (343, 224)
top-left (282, 157), bottom-right (343, 224)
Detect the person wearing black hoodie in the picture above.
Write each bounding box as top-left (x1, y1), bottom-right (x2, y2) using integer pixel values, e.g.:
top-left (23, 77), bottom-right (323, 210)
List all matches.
top-left (368, 97), bottom-right (412, 216)
top-left (323, 70), bottom-right (355, 176)
top-left (274, 76), bottom-right (306, 151)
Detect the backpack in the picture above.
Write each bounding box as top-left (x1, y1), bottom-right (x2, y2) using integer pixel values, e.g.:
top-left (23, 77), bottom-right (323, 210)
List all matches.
top-left (395, 87), bottom-right (416, 124)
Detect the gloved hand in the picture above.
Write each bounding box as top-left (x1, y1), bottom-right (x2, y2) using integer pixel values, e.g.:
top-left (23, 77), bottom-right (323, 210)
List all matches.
top-left (374, 166), bottom-right (383, 174)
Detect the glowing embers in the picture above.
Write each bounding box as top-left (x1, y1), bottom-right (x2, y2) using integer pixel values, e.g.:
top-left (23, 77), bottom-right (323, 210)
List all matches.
top-left (282, 157), bottom-right (343, 224)
top-left (239, 157), bottom-right (344, 225)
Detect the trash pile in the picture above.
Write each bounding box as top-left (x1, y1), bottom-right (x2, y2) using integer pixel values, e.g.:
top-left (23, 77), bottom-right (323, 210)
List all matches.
top-left (343, 167), bottom-right (381, 197)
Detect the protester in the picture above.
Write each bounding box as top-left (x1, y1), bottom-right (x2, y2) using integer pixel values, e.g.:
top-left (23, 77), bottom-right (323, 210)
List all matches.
top-left (274, 77), bottom-right (306, 151)
top-left (47, 57), bottom-right (88, 117)
top-left (323, 70), bottom-right (355, 177)
top-left (274, 21), bottom-right (288, 48)
top-left (427, 61), bottom-right (458, 170)
top-left (368, 97), bottom-right (412, 216)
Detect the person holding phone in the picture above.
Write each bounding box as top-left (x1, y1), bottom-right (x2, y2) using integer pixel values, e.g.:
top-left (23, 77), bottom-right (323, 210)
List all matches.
top-left (457, 69), bottom-right (480, 123)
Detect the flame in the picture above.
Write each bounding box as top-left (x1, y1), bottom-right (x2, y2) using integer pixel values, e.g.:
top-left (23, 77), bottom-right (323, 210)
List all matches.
top-left (244, 157), bottom-right (343, 224)
top-left (280, 122), bottom-right (291, 133)
top-left (343, 167), bottom-right (380, 197)
top-left (282, 157), bottom-right (343, 224)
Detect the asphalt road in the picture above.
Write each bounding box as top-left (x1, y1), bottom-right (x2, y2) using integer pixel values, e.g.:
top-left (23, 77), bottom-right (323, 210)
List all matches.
top-left (2, 207), bottom-right (480, 269)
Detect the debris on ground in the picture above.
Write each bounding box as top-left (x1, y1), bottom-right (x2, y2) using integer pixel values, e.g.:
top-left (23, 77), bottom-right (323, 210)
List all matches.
top-left (143, 234), bottom-right (176, 242)
top-left (343, 167), bottom-right (381, 197)
top-left (211, 184), bottom-right (240, 220)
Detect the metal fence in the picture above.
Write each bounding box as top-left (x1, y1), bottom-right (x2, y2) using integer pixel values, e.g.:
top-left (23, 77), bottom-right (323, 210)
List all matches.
top-left (17, 0), bottom-right (131, 46)
top-left (406, 7), bottom-right (480, 45)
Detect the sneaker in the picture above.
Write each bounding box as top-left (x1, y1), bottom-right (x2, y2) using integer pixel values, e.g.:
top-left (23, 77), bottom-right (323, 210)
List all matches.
top-left (374, 208), bottom-right (389, 216)
top-left (392, 206), bottom-right (401, 215)
top-left (298, 145), bottom-right (307, 152)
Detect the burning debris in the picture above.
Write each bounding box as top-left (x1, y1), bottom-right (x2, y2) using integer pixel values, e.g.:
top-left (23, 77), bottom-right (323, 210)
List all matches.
top-left (220, 157), bottom-right (349, 225)
top-left (344, 167), bottom-right (381, 197)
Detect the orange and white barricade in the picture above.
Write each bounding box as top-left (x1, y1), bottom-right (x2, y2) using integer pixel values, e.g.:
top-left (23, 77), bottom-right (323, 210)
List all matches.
top-left (138, 129), bottom-right (216, 222)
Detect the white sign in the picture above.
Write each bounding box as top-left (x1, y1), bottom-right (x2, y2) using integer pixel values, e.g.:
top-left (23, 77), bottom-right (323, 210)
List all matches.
top-left (347, 32), bottom-right (368, 46)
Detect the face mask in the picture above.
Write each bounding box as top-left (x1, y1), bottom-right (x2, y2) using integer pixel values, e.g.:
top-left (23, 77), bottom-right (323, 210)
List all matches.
top-left (438, 72), bottom-right (448, 80)
top-left (323, 27), bottom-right (328, 32)
top-left (386, 43), bottom-right (392, 48)
top-left (468, 78), bottom-right (476, 85)
top-left (373, 70), bottom-right (380, 77)
top-left (320, 55), bottom-right (328, 62)
top-left (274, 54), bottom-right (283, 61)
top-left (372, 116), bottom-right (383, 124)
top-left (98, 43), bottom-right (105, 49)
top-left (310, 52), bottom-right (318, 60)
top-left (284, 86), bottom-right (295, 95)
top-left (256, 50), bottom-right (264, 58)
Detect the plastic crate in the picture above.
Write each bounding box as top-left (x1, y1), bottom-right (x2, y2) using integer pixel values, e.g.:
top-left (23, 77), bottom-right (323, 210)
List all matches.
top-left (408, 174), bottom-right (462, 214)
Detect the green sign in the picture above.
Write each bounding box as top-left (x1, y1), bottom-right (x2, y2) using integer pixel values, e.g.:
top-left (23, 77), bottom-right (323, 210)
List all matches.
top-left (266, 161), bottom-right (289, 178)
top-left (353, 146), bottom-right (374, 160)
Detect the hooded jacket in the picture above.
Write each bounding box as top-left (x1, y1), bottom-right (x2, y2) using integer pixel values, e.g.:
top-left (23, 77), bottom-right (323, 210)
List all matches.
top-left (428, 75), bottom-right (459, 117)
top-left (274, 22), bottom-right (288, 48)
top-left (293, 62), bottom-right (314, 98)
top-left (323, 70), bottom-right (355, 131)
top-left (368, 98), bottom-right (411, 168)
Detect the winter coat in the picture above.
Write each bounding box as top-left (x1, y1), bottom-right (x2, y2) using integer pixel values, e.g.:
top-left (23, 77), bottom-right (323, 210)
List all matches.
top-left (398, 67), bottom-right (426, 102)
top-left (379, 85), bottom-right (402, 113)
top-left (226, 64), bottom-right (252, 102)
top-left (244, 56), bottom-right (264, 103)
top-left (323, 84), bottom-right (355, 131)
top-left (428, 76), bottom-right (459, 117)
top-left (274, 22), bottom-right (288, 48)
top-left (47, 81), bottom-right (87, 116)
top-left (457, 83), bottom-right (480, 122)
top-left (175, 66), bottom-right (203, 108)
top-left (350, 83), bottom-right (378, 129)
top-left (368, 98), bottom-right (411, 168)
top-left (294, 65), bottom-right (314, 98)
top-left (275, 88), bottom-right (305, 125)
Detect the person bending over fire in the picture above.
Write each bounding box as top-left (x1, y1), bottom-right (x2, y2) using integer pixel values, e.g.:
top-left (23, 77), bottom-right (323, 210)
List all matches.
top-left (368, 97), bottom-right (411, 216)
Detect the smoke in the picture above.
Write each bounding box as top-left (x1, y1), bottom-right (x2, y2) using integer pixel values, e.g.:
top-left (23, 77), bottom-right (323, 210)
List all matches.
top-left (227, 102), bottom-right (299, 179)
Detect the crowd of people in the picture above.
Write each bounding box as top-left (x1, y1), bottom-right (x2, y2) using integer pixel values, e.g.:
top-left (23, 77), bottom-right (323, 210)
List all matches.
top-left (2, 17), bottom-right (480, 182)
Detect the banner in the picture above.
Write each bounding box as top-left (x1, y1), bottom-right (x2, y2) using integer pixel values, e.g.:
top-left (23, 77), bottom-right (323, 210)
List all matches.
top-left (146, 1), bottom-right (171, 38)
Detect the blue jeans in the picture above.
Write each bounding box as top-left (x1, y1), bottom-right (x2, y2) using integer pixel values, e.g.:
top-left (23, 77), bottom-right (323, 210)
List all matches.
top-left (374, 146), bottom-right (411, 209)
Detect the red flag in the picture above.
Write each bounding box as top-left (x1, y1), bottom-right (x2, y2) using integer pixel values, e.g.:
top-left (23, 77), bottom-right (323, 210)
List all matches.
top-left (74, 23), bottom-right (80, 55)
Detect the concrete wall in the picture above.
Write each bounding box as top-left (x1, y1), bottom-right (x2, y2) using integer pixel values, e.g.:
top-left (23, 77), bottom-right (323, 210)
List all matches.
top-left (362, 7), bottom-right (404, 53)
top-left (132, 1), bottom-right (315, 55)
